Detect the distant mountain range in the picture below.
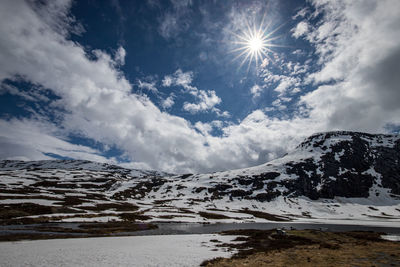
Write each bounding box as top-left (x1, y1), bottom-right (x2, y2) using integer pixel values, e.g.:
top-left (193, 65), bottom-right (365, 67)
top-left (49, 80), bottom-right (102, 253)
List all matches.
top-left (1, 131), bottom-right (399, 225)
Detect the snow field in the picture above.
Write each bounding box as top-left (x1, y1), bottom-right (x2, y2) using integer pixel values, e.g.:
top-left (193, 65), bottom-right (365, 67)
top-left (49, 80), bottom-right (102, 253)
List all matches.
top-left (0, 234), bottom-right (238, 267)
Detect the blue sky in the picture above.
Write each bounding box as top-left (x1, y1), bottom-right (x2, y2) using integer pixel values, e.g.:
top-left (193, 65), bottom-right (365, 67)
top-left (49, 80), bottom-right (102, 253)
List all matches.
top-left (0, 0), bottom-right (400, 173)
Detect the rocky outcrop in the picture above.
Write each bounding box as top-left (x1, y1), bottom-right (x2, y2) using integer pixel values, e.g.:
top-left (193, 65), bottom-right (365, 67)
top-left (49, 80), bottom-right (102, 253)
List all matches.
top-left (186, 131), bottom-right (400, 201)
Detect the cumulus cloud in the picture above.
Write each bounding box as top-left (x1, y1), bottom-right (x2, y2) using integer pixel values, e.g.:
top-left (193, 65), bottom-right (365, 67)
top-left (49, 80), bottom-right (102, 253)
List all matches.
top-left (194, 121), bottom-right (213, 135)
top-left (162, 69), bottom-right (224, 114)
top-left (162, 69), bottom-right (194, 90)
top-left (214, 110), bottom-right (231, 118)
top-left (0, 0), bottom-right (202, 172)
top-left (0, 0), bottom-right (233, 173)
top-left (183, 90), bottom-right (221, 113)
top-left (299, 0), bottom-right (400, 131)
top-left (274, 76), bottom-right (301, 96)
top-left (161, 94), bottom-right (175, 109)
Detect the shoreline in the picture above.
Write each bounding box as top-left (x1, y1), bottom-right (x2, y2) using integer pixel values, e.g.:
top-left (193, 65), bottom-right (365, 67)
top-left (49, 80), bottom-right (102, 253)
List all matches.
top-left (2, 220), bottom-right (400, 242)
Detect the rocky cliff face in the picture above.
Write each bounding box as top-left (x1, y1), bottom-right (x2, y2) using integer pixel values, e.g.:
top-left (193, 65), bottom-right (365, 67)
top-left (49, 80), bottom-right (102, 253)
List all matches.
top-left (279, 131), bottom-right (400, 199)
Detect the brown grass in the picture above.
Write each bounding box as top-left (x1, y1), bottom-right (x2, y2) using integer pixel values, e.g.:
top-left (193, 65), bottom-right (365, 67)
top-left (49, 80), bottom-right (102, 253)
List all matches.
top-left (0, 203), bottom-right (83, 221)
top-left (202, 229), bottom-right (400, 267)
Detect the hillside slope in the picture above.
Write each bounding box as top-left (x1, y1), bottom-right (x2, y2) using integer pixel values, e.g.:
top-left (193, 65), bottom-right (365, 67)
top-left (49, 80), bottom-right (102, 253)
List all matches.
top-left (1, 131), bottom-right (399, 225)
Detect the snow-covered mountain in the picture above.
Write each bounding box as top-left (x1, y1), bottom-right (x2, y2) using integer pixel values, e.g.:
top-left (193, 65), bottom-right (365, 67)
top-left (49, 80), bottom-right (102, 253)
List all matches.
top-left (0, 159), bottom-right (169, 178)
top-left (1, 131), bottom-right (399, 225)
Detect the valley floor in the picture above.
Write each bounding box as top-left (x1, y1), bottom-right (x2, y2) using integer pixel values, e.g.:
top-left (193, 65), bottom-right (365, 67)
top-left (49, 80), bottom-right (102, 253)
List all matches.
top-left (1, 229), bottom-right (399, 267)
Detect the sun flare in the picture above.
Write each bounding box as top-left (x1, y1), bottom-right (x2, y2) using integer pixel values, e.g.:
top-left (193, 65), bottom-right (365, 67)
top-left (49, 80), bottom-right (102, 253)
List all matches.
top-left (249, 37), bottom-right (263, 52)
top-left (230, 18), bottom-right (281, 69)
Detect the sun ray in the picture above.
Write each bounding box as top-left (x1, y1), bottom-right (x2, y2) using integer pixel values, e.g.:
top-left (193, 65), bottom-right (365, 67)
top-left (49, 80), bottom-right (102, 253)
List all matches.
top-left (229, 17), bottom-right (283, 69)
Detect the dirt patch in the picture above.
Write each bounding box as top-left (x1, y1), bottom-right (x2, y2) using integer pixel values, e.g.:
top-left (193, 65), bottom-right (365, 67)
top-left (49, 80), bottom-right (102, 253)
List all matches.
top-left (198, 211), bottom-right (231, 220)
top-left (157, 215), bottom-right (176, 219)
top-left (79, 202), bottom-right (139, 212)
top-left (0, 233), bottom-right (89, 242)
top-left (56, 196), bottom-right (85, 206)
top-left (0, 195), bottom-right (61, 201)
top-left (0, 222), bottom-right (157, 241)
top-left (0, 187), bottom-right (41, 194)
top-left (0, 203), bottom-right (83, 222)
top-left (238, 209), bottom-right (290, 221)
top-left (118, 212), bottom-right (151, 221)
top-left (178, 208), bottom-right (195, 214)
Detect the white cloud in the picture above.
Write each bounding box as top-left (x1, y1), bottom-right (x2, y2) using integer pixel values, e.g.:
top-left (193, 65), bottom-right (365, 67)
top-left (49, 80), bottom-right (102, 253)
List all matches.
top-left (194, 121), bottom-right (213, 135)
top-left (250, 84), bottom-right (262, 99)
top-left (291, 21), bottom-right (309, 39)
top-left (299, 0), bottom-right (400, 131)
top-left (0, 0), bottom-right (231, 173)
top-left (290, 87), bottom-right (301, 94)
top-left (183, 90), bottom-right (221, 113)
top-left (114, 46), bottom-right (126, 66)
top-left (162, 76), bottom-right (173, 87)
top-left (137, 80), bottom-right (158, 93)
top-left (0, 83), bottom-right (50, 102)
top-left (194, 120), bottom-right (225, 135)
top-left (162, 69), bottom-right (224, 114)
top-left (174, 70), bottom-right (195, 90)
top-left (274, 76), bottom-right (300, 96)
top-left (0, 0), bottom-right (399, 175)
top-left (162, 94), bottom-right (175, 109)
top-left (162, 69), bottom-right (194, 90)
top-left (214, 109), bottom-right (230, 118)
top-left (0, 119), bottom-right (112, 163)
top-left (292, 49), bottom-right (304, 55)
top-left (31, 0), bottom-right (85, 37)
top-left (292, 7), bottom-right (309, 20)
top-left (271, 99), bottom-right (287, 111)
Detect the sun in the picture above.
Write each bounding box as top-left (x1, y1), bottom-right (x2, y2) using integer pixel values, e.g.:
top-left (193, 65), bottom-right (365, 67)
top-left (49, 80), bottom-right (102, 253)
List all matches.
top-left (249, 37), bottom-right (263, 52)
top-left (230, 18), bottom-right (281, 69)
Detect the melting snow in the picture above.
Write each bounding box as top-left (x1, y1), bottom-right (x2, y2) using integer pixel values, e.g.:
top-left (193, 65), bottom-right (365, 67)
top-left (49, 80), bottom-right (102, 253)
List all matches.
top-left (0, 234), bottom-right (237, 267)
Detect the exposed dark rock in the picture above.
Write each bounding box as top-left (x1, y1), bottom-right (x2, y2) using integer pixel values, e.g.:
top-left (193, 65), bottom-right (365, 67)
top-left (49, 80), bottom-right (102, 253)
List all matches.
top-left (229, 189), bottom-right (252, 198)
top-left (113, 178), bottom-right (166, 200)
top-left (264, 131), bottom-right (400, 200)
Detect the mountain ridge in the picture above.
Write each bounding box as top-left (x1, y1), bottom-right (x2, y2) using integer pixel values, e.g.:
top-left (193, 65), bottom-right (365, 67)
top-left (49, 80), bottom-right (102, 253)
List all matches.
top-left (1, 131), bottom-right (399, 225)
